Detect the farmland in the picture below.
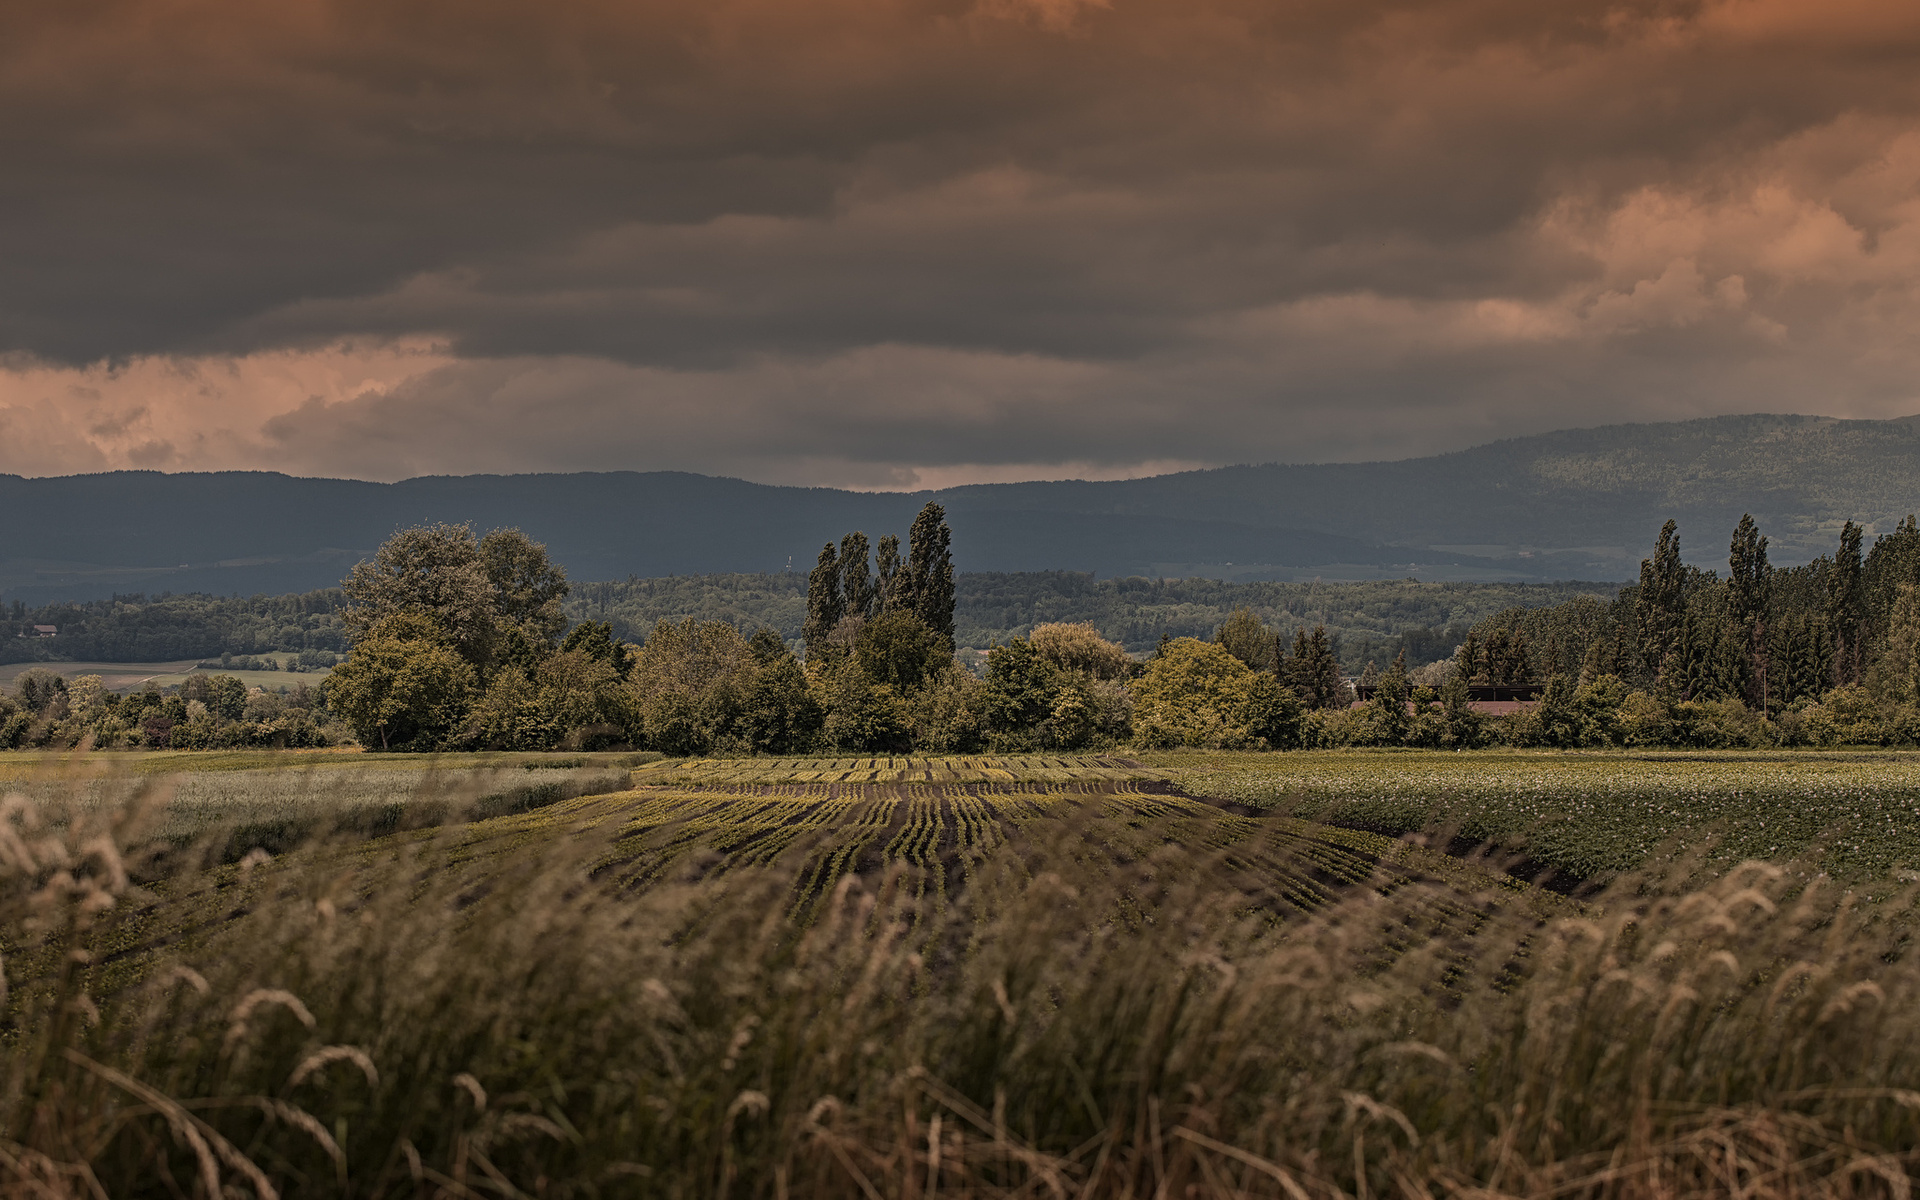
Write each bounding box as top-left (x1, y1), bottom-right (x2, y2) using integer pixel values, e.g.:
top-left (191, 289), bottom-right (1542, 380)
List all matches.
top-left (8, 750), bottom-right (1920, 1196)
top-left (1149, 749), bottom-right (1920, 884)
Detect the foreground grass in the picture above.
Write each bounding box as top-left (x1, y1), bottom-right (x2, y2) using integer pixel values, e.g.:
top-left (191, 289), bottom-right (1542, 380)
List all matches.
top-left (1151, 749), bottom-right (1920, 884)
top-left (6, 764), bottom-right (1920, 1197)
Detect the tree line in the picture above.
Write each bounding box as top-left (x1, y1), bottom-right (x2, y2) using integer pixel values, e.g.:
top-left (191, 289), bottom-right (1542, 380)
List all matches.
top-left (1277, 513), bottom-right (1920, 749)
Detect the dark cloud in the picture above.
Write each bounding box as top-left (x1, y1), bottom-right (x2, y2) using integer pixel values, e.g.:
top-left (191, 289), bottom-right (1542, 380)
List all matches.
top-left (3, 0), bottom-right (1920, 483)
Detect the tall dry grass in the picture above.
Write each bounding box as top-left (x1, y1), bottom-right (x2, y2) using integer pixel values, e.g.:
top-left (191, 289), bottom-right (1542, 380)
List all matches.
top-left (3, 774), bottom-right (1919, 1198)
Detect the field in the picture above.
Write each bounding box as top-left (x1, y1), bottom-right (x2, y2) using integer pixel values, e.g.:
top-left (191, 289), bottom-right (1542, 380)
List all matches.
top-left (7, 751), bottom-right (1920, 1196)
top-left (0, 656), bottom-right (331, 692)
top-left (1147, 749), bottom-right (1920, 885)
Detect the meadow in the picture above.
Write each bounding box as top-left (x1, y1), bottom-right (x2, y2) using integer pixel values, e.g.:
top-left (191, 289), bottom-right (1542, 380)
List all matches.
top-left (6, 751), bottom-right (1920, 1197)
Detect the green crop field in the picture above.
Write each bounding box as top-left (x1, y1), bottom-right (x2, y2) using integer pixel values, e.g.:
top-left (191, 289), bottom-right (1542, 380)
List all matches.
top-left (1141, 749), bottom-right (1920, 885)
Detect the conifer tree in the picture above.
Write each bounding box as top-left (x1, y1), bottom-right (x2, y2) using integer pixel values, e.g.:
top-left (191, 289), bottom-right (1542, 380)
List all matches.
top-left (1286, 624), bottom-right (1344, 709)
top-left (803, 542), bottom-right (843, 660)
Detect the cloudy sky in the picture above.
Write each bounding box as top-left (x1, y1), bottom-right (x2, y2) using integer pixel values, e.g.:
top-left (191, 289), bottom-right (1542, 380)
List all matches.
top-left (3, 0), bottom-right (1918, 487)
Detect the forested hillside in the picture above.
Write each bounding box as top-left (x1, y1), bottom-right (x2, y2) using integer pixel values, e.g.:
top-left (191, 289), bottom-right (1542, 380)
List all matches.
top-left (4, 575), bottom-right (1605, 672)
top-left (0, 592), bottom-right (347, 664)
top-left (8, 413), bottom-right (1920, 600)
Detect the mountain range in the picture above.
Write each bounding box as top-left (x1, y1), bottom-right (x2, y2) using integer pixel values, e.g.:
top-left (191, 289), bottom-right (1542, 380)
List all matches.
top-left (5, 412), bottom-right (1919, 603)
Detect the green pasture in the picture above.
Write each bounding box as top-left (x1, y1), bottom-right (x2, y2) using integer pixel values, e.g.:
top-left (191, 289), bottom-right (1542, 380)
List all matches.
top-left (0, 656), bottom-right (331, 692)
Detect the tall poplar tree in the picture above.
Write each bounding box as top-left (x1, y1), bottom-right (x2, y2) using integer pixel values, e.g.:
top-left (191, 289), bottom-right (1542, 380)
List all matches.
top-left (1828, 520), bottom-right (1866, 685)
top-left (803, 542), bottom-right (843, 660)
top-left (875, 534), bottom-right (902, 614)
top-left (905, 502), bottom-right (955, 653)
top-left (839, 532), bottom-right (875, 621)
top-left (1637, 519), bottom-right (1685, 682)
top-left (1727, 513), bottom-right (1772, 709)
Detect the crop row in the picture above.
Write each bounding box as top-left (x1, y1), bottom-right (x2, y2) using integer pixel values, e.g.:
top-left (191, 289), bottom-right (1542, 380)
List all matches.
top-left (1160, 750), bottom-right (1920, 882)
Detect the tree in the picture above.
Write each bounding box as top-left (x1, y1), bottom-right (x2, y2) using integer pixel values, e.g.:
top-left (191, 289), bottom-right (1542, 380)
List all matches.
top-left (1366, 650), bottom-right (1411, 744)
top-left (343, 523), bottom-right (569, 673)
top-left (874, 535), bottom-right (903, 611)
top-left (904, 503), bottom-right (956, 653)
top-left (323, 627), bottom-right (476, 751)
top-left (1828, 520), bottom-right (1866, 686)
top-left (1215, 607), bottom-right (1276, 672)
top-left (342, 524), bottom-right (498, 666)
top-left (839, 532), bottom-right (876, 620)
top-left (980, 638), bottom-right (1062, 751)
top-left (803, 543), bottom-right (844, 660)
top-left (856, 609), bottom-right (946, 694)
top-left (1287, 625), bottom-right (1345, 710)
top-left (1437, 666), bottom-right (1486, 749)
top-left (1029, 622), bottom-right (1133, 681)
top-left (1131, 637), bottom-right (1278, 749)
top-left (739, 653), bottom-right (824, 754)
top-left (1637, 519), bottom-right (1685, 683)
top-left (560, 620), bottom-right (633, 678)
top-left (1876, 583), bottom-right (1920, 705)
top-left (1727, 514), bottom-right (1772, 710)
top-left (480, 528), bottom-right (571, 647)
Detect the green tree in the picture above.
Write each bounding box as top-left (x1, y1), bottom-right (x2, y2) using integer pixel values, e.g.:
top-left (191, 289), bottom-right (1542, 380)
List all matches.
top-left (1828, 520), bottom-right (1866, 686)
top-left (343, 524), bottom-right (569, 673)
top-left (839, 532), bottom-right (876, 620)
top-left (1131, 637), bottom-right (1278, 749)
top-left (1874, 583), bottom-right (1920, 705)
top-left (856, 609), bottom-right (946, 694)
top-left (1366, 650), bottom-right (1411, 744)
top-left (980, 638), bottom-right (1062, 751)
top-left (480, 527), bottom-right (571, 647)
top-left (1530, 672), bottom-right (1582, 748)
top-left (738, 653), bottom-right (824, 754)
top-left (1637, 519), bottom-right (1686, 683)
top-left (816, 657), bottom-right (910, 752)
top-left (803, 543), bottom-right (844, 661)
top-left (1215, 607), bottom-right (1276, 672)
top-left (1029, 622), bottom-right (1133, 681)
top-left (1437, 667), bottom-right (1486, 749)
top-left (1287, 625), bottom-right (1345, 710)
top-left (205, 674), bottom-right (248, 723)
top-left (632, 618), bottom-right (759, 755)
top-left (561, 620), bottom-right (633, 678)
top-left (323, 624), bottom-right (476, 751)
top-left (874, 535), bottom-right (902, 613)
top-left (1728, 513), bottom-right (1772, 709)
top-left (904, 502), bottom-right (956, 653)
top-left (342, 524), bottom-right (497, 666)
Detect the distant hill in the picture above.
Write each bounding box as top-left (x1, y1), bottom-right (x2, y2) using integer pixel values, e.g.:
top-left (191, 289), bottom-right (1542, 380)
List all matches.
top-left (4, 412), bottom-right (1918, 602)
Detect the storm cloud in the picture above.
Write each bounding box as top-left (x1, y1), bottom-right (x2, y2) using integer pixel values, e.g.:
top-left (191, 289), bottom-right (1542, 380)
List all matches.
top-left (4, 0), bottom-right (1920, 484)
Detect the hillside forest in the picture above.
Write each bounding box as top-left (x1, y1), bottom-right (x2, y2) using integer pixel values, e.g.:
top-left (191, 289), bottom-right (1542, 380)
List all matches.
top-left (10, 504), bottom-right (1920, 753)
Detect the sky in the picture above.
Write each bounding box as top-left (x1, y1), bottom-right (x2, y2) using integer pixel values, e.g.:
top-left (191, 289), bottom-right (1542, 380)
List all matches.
top-left (3, 0), bottom-right (1919, 488)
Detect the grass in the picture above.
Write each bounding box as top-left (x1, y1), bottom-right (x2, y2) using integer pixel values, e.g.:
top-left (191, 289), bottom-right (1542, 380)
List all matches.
top-left (0, 752), bottom-right (648, 866)
top-left (1148, 748), bottom-right (1920, 885)
top-left (7, 754), bottom-right (1920, 1196)
top-left (0, 658), bottom-right (331, 693)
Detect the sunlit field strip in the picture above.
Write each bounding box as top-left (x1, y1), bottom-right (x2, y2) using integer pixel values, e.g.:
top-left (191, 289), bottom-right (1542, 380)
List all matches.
top-left (630, 754), bottom-right (1171, 787)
